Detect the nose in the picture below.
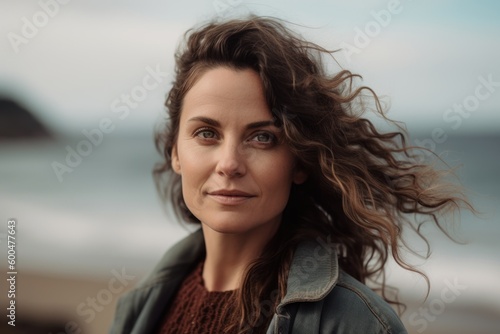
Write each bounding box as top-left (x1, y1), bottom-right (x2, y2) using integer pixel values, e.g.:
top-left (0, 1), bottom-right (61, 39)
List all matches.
top-left (215, 140), bottom-right (246, 178)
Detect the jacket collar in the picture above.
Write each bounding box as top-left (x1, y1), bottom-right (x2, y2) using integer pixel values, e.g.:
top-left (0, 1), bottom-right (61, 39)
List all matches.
top-left (141, 229), bottom-right (205, 287)
top-left (151, 229), bottom-right (339, 306)
top-left (278, 236), bottom-right (339, 309)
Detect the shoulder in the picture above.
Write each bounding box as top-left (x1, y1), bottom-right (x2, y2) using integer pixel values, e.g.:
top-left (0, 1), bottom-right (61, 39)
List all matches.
top-left (320, 270), bottom-right (407, 334)
top-left (109, 230), bottom-right (205, 333)
top-left (283, 238), bottom-right (407, 333)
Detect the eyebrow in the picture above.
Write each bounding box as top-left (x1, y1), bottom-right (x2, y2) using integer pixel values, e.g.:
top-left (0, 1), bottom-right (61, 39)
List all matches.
top-left (187, 116), bottom-right (277, 130)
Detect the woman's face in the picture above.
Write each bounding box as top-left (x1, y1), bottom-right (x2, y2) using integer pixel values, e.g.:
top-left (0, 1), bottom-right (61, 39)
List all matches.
top-left (171, 67), bottom-right (306, 235)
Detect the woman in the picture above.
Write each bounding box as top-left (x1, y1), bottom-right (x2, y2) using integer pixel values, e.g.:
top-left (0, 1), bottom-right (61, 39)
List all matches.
top-left (110, 16), bottom-right (470, 334)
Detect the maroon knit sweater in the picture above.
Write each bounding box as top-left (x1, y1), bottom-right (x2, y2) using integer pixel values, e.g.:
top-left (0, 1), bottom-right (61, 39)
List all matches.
top-left (157, 261), bottom-right (239, 334)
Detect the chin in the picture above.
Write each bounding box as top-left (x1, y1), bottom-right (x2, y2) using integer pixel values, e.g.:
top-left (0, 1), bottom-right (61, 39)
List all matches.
top-left (198, 212), bottom-right (279, 236)
top-left (202, 220), bottom-right (258, 235)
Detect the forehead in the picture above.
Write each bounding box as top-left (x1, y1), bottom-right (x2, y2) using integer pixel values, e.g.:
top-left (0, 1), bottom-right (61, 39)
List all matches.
top-left (181, 67), bottom-right (272, 123)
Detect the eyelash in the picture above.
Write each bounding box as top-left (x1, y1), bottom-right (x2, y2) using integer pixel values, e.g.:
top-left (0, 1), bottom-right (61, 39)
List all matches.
top-left (193, 128), bottom-right (277, 145)
top-left (193, 127), bottom-right (217, 139)
top-left (251, 132), bottom-right (276, 144)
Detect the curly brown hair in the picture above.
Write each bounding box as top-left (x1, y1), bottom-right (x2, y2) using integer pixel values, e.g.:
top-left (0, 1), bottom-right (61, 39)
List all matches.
top-left (154, 16), bottom-right (472, 333)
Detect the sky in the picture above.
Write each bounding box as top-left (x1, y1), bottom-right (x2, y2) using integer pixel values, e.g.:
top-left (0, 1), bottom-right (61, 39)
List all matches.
top-left (1, 0), bottom-right (499, 137)
top-left (1, 3), bottom-right (499, 331)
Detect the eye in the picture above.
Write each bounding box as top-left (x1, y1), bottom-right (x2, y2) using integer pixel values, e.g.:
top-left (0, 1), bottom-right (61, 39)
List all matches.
top-left (194, 128), bottom-right (217, 140)
top-left (250, 132), bottom-right (276, 144)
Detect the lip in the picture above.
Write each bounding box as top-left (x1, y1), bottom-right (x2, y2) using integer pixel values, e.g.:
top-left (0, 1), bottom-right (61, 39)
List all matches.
top-left (207, 189), bottom-right (256, 205)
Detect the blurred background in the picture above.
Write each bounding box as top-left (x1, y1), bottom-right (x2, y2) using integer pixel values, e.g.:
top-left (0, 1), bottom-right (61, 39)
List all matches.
top-left (0, 0), bottom-right (499, 333)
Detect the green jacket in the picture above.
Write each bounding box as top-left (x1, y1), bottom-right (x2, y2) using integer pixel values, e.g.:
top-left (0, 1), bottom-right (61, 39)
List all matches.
top-left (109, 229), bottom-right (407, 333)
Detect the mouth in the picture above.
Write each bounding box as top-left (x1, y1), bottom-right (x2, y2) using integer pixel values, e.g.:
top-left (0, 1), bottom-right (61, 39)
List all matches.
top-left (207, 189), bottom-right (256, 205)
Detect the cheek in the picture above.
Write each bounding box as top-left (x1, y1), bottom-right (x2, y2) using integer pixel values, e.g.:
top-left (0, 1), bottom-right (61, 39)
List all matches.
top-left (177, 141), bottom-right (208, 173)
top-left (178, 162), bottom-right (207, 214)
top-left (179, 158), bottom-right (208, 188)
top-left (256, 153), bottom-right (296, 193)
top-left (176, 144), bottom-right (208, 192)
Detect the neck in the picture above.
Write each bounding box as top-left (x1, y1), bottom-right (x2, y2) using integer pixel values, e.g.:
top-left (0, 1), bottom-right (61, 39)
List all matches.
top-left (201, 222), bottom-right (280, 292)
